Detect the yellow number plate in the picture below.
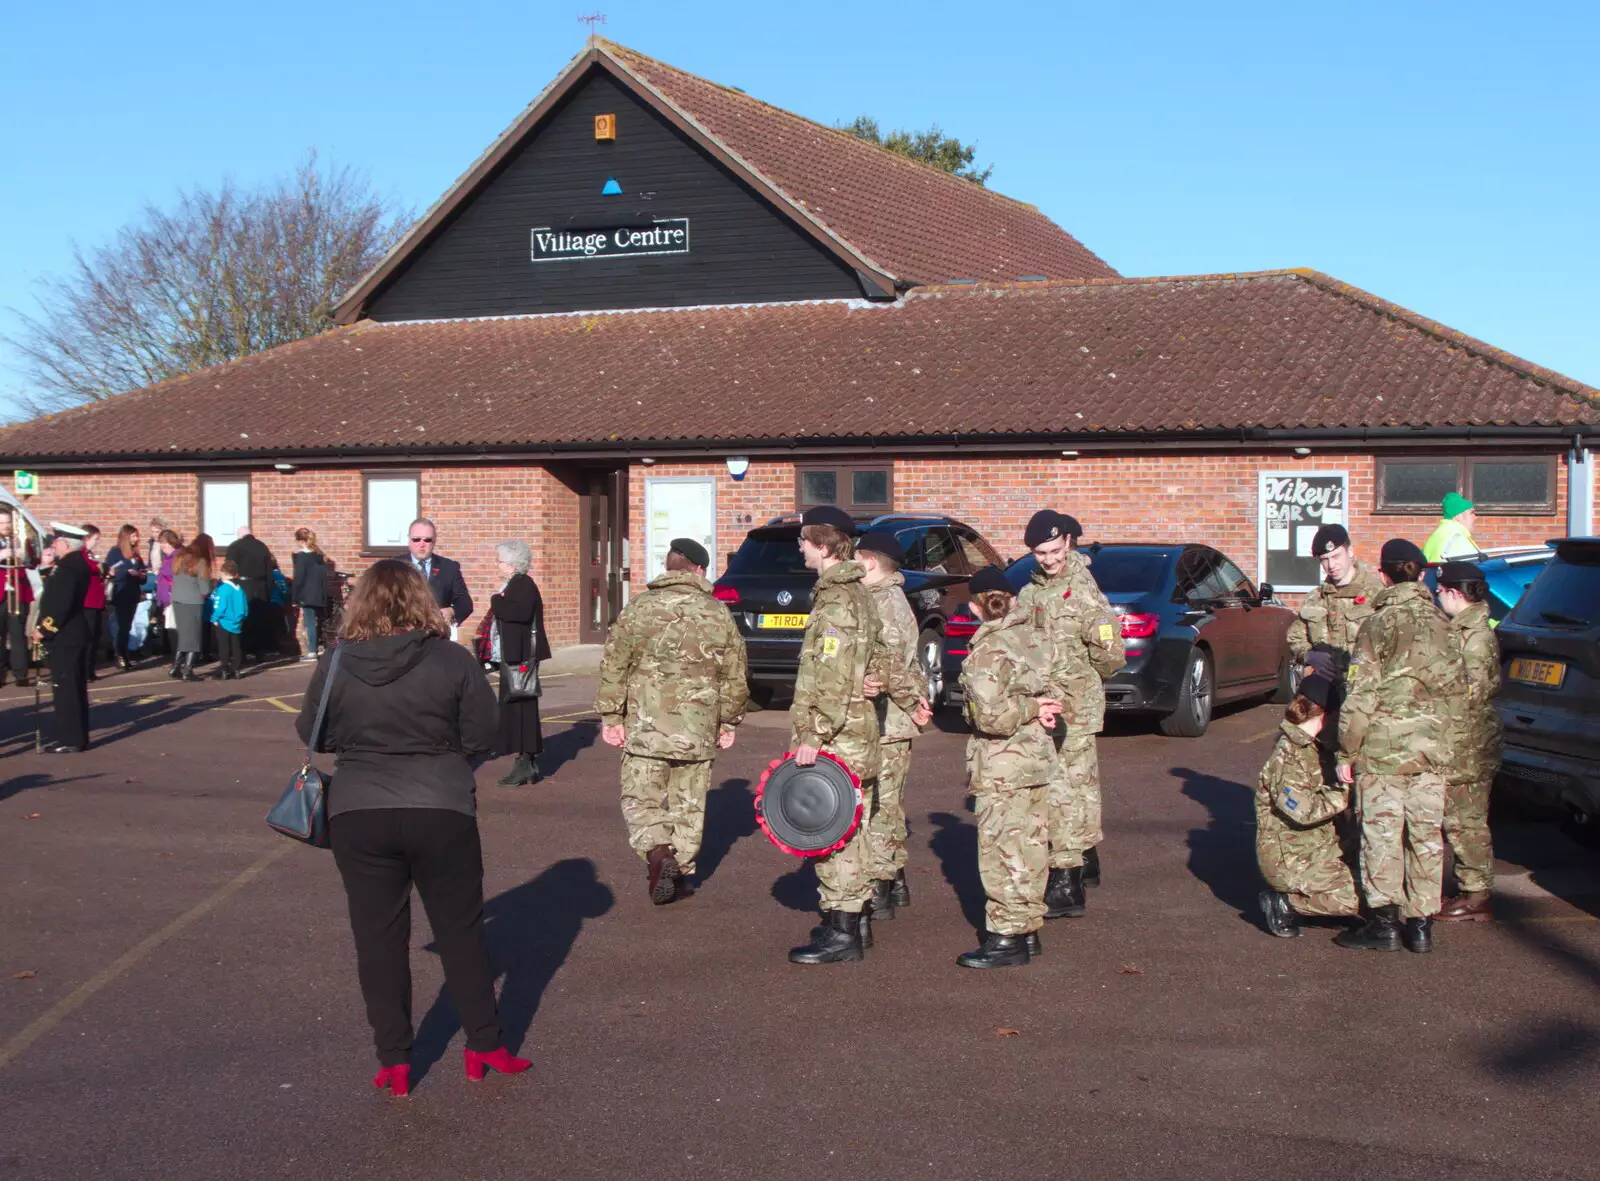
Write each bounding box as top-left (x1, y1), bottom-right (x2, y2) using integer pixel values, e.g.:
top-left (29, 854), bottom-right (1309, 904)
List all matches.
top-left (758, 613), bottom-right (809, 629)
top-left (1509, 657), bottom-right (1566, 687)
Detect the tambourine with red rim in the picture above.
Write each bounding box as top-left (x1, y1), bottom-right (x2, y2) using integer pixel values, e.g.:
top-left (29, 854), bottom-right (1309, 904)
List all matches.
top-left (754, 750), bottom-right (864, 858)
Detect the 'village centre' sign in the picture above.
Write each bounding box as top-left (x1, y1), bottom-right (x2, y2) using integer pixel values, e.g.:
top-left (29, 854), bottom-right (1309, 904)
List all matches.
top-left (531, 219), bottom-right (690, 262)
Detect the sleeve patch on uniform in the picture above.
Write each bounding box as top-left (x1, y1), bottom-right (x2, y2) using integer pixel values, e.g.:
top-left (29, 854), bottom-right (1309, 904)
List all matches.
top-left (1098, 623), bottom-right (1114, 644)
top-left (822, 636), bottom-right (840, 657)
top-left (1281, 794), bottom-right (1298, 810)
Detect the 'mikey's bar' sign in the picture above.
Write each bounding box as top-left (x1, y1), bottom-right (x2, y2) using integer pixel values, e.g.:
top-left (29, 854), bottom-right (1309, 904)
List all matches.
top-left (531, 219), bottom-right (690, 262)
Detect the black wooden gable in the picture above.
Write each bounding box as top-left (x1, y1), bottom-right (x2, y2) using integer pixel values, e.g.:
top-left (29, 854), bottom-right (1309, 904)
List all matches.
top-left (364, 69), bottom-right (872, 321)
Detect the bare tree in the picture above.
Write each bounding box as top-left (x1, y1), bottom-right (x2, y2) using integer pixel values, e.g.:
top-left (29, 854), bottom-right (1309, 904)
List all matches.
top-left (4, 152), bottom-right (410, 416)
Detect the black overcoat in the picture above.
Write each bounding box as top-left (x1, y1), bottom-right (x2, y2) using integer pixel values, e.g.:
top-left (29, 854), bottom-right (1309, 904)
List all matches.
top-left (489, 573), bottom-right (549, 755)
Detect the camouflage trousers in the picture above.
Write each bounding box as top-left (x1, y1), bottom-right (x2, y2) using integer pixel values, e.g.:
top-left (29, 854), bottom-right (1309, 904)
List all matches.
top-left (976, 785), bottom-right (1049, 936)
top-left (1357, 771), bottom-right (1446, 919)
top-left (1445, 761), bottom-right (1499, 894)
top-left (1255, 797), bottom-right (1361, 917)
top-left (619, 754), bottom-right (714, 876)
top-left (867, 740), bottom-right (913, 880)
top-left (816, 777), bottom-right (879, 913)
top-left (1047, 732), bottom-right (1101, 869)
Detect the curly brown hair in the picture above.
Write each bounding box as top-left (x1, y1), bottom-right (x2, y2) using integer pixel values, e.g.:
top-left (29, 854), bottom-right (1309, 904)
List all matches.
top-left (972, 589), bottom-right (1014, 621)
top-left (1284, 695), bottom-right (1327, 725)
top-left (339, 559), bottom-right (448, 641)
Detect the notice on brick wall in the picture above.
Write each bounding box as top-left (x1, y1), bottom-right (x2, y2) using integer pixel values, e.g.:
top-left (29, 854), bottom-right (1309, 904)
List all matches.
top-left (1258, 471), bottom-right (1348, 592)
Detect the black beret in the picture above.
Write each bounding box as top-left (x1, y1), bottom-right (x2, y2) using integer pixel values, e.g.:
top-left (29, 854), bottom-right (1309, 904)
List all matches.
top-left (1023, 510), bottom-right (1065, 548)
top-left (669, 537), bottom-right (710, 569)
top-left (1379, 538), bottom-right (1427, 566)
top-left (1058, 513), bottom-right (1084, 539)
top-left (854, 530), bottom-right (905, 566)
top-left (1311, 524), bottom-right (1351, 556)
top-left (1303, 645), bottom-right (1338, 680)
top-left (1437, 560), bottom-right (1486, 585)
top-left (800, 506), bottom-right (856, 533)
top-left (1299, 672), bottom-right (1335, 710)
top-left (968, 565), bottom-right (1011, 596)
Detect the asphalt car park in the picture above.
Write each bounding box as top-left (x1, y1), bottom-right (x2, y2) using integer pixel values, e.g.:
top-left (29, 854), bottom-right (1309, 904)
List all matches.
top-left (3, 661), bottom-right (1598, 1180)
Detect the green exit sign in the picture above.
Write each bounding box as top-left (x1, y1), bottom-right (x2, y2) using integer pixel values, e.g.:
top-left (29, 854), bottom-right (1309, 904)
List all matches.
top-left (13, 471), bottom-right (37, 496)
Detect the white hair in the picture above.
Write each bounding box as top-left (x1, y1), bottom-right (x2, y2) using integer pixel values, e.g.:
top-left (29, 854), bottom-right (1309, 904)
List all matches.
top-left (496, 540), bottom-right (531, 574)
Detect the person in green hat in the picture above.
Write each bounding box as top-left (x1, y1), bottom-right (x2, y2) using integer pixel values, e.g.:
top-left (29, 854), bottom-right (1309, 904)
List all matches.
top-left (1423, 492), bottom-right (1480, 562)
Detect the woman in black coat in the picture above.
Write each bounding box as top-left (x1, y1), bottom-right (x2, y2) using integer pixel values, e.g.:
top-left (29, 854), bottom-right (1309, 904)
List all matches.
top-left (489, 540), bottom-right (550, 785)
top-left (290, 528), bottom-right (330, 660)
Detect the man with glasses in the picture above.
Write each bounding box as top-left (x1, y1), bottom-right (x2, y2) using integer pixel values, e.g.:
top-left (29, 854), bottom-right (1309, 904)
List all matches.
top-left (1288, 525), bottom-right (1385, 683)
top-left (408, 518), bottom-right (474, 630)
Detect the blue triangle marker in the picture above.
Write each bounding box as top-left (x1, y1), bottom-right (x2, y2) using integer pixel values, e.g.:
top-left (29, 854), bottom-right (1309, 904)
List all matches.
top-left (601, 177), bottom-right (622, 195)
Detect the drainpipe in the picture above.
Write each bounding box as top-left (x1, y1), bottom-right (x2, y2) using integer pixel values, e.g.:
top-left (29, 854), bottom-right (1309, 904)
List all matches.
top-left (1568, 435), bottom-right (1594, 537)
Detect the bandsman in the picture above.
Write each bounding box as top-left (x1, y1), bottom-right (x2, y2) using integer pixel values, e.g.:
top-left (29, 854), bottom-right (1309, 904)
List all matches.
top-left (854, 531), bottom-right (933, 922)
top-left (1435, 561), bottom-right (1502, 922)
top-left (1287, 524), bottom-right (1385, 682)
top-left (1335, 539), bottom-right (1467, 953)
top-left (595, 537), bottom-right (748, 906)
top-left (1017, 509), bottom-right (1125, 919)
top-left (30, 523), bottom-right (94, 752)
top-left (956, 565), bottom-right (1063, 967)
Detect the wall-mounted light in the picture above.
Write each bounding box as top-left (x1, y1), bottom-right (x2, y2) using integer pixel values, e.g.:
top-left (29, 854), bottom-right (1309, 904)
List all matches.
top-left (1293, 447), bottom-right (1312, 457)
top-left (273, 463), bottom-right (297, 472)
top-left (726, 456), bottom-right (750, 480)
top-left (1060, 450), bottom-right (1080, 459)
top-left (640, 457), bottom-right (656, 466)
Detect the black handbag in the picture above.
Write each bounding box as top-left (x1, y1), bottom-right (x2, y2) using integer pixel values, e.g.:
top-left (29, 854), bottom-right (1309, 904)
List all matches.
top-left (265, 644), bottom-right (341, 847)
top-left (502, 657), bottom-right (540, 701)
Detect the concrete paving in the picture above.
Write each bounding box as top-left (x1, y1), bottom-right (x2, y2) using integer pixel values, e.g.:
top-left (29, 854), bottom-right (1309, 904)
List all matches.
top-left (1, 660), bottom-right (1596, 1180)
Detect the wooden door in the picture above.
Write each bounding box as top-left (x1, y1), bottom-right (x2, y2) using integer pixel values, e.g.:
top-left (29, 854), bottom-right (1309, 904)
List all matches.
top-left (579, 469), bottom-right (630, 644)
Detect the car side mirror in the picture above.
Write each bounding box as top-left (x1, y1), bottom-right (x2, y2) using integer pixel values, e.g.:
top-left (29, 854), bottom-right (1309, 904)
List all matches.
top-left (1258, 583), bottom-right (1275, 603)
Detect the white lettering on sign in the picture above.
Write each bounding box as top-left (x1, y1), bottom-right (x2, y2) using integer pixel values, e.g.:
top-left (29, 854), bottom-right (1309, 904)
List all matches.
top-left (531, 219), bottom-right (690, 262)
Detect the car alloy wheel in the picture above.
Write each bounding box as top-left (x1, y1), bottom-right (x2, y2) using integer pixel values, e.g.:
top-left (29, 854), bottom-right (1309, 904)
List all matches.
top-left (919, 629), bottom-right (944, 707)
top-left (1159, 647), bottom-right (1214, 737)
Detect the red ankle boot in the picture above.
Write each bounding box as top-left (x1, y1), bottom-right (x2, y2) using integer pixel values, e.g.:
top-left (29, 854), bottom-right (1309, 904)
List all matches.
top-left (372, 1064), bottom-right (410, 1097)
top-left (463, 1046), bottom-right (531, 1081)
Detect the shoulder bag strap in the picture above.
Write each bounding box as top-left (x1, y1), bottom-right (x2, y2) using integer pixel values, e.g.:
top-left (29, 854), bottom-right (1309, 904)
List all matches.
top-left (304, 643), bottom-right (343, 768)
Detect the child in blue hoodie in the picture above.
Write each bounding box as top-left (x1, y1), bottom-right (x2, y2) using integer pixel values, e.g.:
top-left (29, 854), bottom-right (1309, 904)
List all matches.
top-left (209, 560), bottom-right (248, 680)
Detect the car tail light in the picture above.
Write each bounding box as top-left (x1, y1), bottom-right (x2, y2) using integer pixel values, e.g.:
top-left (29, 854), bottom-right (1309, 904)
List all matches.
top-left (713, 585), bottom-right (740, 604)
top-left (946, 611), bottom-right (980, 656)
top-left (1120, 612), bottom-right (1159, 639)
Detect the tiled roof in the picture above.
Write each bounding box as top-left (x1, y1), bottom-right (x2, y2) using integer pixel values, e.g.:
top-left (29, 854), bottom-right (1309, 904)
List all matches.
top-left (599, 41), bottom-right (1118, 286)
top-left (4, 270), bottom-right (1595, 462)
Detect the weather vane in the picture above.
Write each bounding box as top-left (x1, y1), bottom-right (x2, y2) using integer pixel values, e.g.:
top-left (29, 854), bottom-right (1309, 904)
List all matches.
top-left (579, 12), bottom-right (607, 43)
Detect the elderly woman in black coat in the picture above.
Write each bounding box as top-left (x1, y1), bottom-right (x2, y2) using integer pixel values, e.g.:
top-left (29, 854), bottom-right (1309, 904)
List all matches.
top-left (490, 540), bottom-right (550, 785)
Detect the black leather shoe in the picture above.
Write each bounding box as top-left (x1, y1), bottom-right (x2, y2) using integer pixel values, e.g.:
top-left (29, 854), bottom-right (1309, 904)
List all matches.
top-left (1334, 905), bottom-right (1402, 951)
top-left (1083, 846), bottom-right (1102, 888)
top-left (1403, 916), bottom-right (1433, 954)
top-left (957, 931), bottom-right (1031, 969)
top-left (889, 868), bottom-right (911, 908)
top-left (1026, 931), bottom-right (1043, 956)
top-left (1044, 867), bottom-right (1086, 919)
top-left (1258, 890), bottom-right (1302, 938)
top-left (46, 743), bottom-right (86, 754)
top-left (867, 879), bottom-right (895, 921)
top-left (789, 910), bottom-right (862, 964)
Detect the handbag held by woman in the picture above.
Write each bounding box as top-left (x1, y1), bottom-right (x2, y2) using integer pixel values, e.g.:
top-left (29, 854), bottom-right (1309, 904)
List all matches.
top-left (502, 658), bottom-right (540, 701)
top-left (267, 645), bottom-right (342, 846)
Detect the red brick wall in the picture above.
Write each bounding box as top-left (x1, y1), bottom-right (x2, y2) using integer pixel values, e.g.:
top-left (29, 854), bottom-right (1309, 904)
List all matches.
top-left (627, 460), bottom-right (794, 593)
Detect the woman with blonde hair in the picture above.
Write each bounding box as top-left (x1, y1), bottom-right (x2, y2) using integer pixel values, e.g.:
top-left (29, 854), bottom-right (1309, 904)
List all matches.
top-left (297, 559), bottom-right (526, 1097)
top-left (291, 527), bottom-right (330, 661)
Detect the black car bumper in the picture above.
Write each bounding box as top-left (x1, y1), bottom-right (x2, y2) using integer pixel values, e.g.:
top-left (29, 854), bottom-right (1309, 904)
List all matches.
top-left (745, 633), bottom-right (804, 684)
top-left (1496, 743), bottom-right (1600, 823)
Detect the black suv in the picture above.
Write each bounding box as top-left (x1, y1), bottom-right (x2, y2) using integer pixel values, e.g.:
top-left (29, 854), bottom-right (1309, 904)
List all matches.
top-left (1493, 537), bottom-right (1600, 838)
top-left (712, 512), bottom-right (1005, 704)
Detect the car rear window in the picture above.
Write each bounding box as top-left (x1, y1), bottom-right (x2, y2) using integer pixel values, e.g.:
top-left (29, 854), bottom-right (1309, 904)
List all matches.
top-left (1087, 550), bottom-right (1172, 595)
top-left (725, 535), bottom-right (810, 576)
top-left (1509, 552), bottom-right (1600, 628)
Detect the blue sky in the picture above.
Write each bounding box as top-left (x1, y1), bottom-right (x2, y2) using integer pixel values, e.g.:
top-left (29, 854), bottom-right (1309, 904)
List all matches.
top-left (1, 1), bottom-right (1595, 418)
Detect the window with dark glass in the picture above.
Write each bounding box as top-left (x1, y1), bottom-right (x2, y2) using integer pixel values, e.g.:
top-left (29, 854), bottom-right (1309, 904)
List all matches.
top-left (921, 527), bottom-right (961, 575)
top-left (952, 526), bottom-right (1001, 571)
top-left (1375, 456), bottom-right (1556, 514)
top-left (795, 464), bottom-right (894, 515)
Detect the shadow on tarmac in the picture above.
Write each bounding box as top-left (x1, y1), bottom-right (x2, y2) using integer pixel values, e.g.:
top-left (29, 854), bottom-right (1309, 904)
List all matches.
top-left (1173, 764), bottom-right (1261, 921)
top-left (413, 858), bottom-right (615, 1082)
top-left (698, 777), bottom-right (756, 884)
top-left (771, 858), bottom-right (818, 912)
top-left (929, 811), bottom-right (986, 930)
top-left (1, 693), bottom-right (248, 756)
top-left (0, 771), bottom-right (100, 802)
top-left (541, 719), bottom-right (598, 776)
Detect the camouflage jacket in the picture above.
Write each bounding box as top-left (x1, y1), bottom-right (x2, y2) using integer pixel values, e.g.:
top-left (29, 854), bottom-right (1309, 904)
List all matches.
top-left (593, 571), bottom-right (748, 761)
top-left (1067, 549), bottom-right (1114, 614)
top-left (790, 560), bottom-right (892, 781)
top-left (866, 571), bottom-right (924, 744)
top-left (1337, 581), bottom-right (1467, 775)
top-left (1259, 720), bottom-right (1348, 826)
top-left (1287, 561), bottom-right (1386, 672)
top-left (1446, 602), bottom-right (1503, 782)
top-left (1016, 562), bottom-right (1125, 731)
top-left (960, 604), bottom-right (1056, 793)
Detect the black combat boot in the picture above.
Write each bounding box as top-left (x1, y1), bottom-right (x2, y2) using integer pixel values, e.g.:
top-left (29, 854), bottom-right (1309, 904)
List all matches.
top-left (1083, 846), bottom-right (1102, 888)
top-left (867, 879), bottom-right (895, 921)
top-left (956, 930), bottom-right (1032, 969)
top-left (859, 906), bottom-right (873, 950)
top-left (789, 910), bottom-right (863, 964)
top-left (889, 868), bottom-right (911, 908)
top-left (1403, 916), bottom-right (1433, 954)
top-left (646, 845), bottom-right (679, 906)
top-left (1043, 867), bottom-right (1086, 919)
top-left (1026, 930), bottom-right (1043, 956)
top-left (1334, 905), bottom-right (1402, 951)
top-left (1258, 890), bottom-right (1302, 938)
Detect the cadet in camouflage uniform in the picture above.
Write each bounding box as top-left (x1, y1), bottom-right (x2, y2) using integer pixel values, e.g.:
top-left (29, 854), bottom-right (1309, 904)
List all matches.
top-left (1335, 539), bottom-right (1468, 954)
top-left (1435, 561), bottom-right (1502, 922)
top-left (1287, 524), bottom-right (1385, 680)
top-left (956, 565), bottom-right (1064, 968)
top-left (855, 532), bottom-right (933, 921)
top-left (1016, 510), bottom-right (1125, 919)
top-left (1256, 671), bottom-right (1361, 936)
top-left (786, 507), bottom-right (908, 965)
top-left (595, 538), bottom-right (747, 906)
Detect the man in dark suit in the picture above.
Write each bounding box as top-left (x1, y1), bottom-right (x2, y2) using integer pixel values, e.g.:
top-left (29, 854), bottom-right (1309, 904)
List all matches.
top-left (31, 523), bottom-right (93, 751)
top-left (407, 518), bottom-right (473, 627)
top-left (225, 526), bottom-right (280, 662)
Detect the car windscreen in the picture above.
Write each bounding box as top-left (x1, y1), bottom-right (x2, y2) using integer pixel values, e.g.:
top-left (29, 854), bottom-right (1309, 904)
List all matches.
top-left (1509, 554), bottom-right (1600, 629)
top-left (724, 534), bottom-right (810, 577)
top-left (1086, 549), bottom-right (1172, 595)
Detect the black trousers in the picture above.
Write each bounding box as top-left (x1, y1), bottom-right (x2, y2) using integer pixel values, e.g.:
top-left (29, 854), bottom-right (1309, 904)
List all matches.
top-left (47, 640), bottom-right (90, 748)
top-left (215, 625), bottom-right (242, 672)
top-left (330, 808), bottom-right (501, 1067)
top-left (82, 608), bottom-right (104, 676)
top-left (0, 604), bottom-right (28, 677)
